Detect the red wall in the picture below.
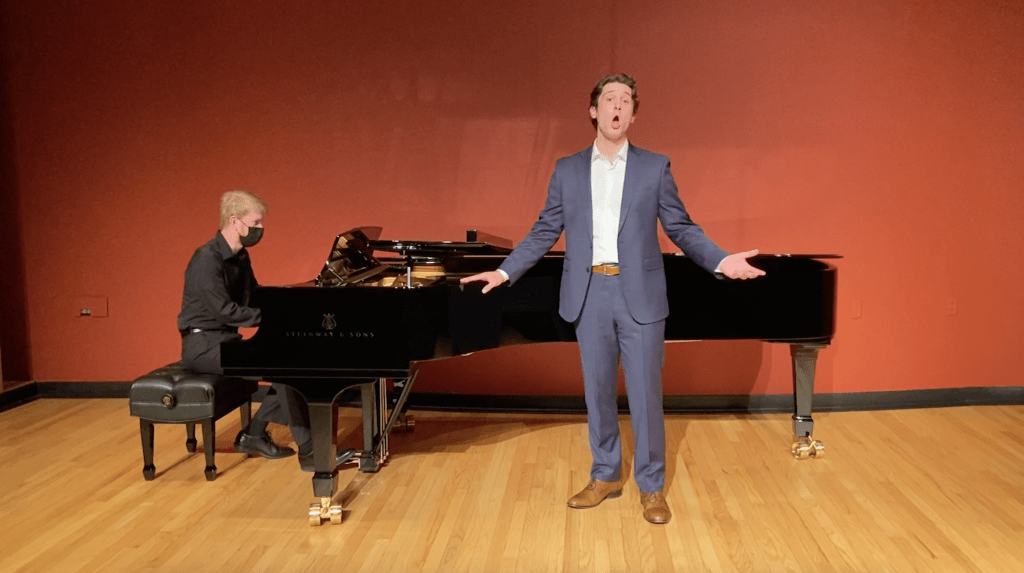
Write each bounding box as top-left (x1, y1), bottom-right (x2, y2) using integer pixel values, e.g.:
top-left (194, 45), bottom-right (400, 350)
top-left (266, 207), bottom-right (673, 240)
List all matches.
top-left (1, 0), bottom-right (1022, 396)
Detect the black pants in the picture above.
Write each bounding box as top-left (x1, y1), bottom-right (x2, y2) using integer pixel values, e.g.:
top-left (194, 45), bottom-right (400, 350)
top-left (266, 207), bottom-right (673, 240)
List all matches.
top-left (182, 331), bottom-right (311, 445)
top-left (248, 383), bottom-right (311, 445)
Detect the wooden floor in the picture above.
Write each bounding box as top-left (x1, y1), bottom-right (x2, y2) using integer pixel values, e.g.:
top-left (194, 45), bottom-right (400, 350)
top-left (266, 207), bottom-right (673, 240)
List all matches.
top-left (1, 399), bottom-right (1023, 573)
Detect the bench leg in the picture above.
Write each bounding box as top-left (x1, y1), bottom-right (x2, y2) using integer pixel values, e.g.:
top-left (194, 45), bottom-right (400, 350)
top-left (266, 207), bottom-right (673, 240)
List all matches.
top-left (140, 419), bottom-right (156, 481)
top-left (185, 422), bottom-right (197, 453)
top-left (202, 419), bottom-right (217, 481)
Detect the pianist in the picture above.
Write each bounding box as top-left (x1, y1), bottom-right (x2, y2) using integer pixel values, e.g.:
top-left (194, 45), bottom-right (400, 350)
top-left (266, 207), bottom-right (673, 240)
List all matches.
top-left (461, 74), bottom-right (764, 524)
top-left (177, 190), bottom-right (311, 465)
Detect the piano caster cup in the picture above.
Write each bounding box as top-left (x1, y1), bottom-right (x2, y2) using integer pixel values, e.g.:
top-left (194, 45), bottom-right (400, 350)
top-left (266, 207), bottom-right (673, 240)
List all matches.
top-left (308, 497), bottom-right (343, 526)
top-left (791, 435), bottom-right (825, 460)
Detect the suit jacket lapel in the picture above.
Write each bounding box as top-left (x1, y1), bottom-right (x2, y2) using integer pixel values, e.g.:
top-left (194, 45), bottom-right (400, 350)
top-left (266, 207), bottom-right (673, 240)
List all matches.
top-left (619, 145), bottom-right (641, 232)
top-left (576, 148), bottom-right (593, 242)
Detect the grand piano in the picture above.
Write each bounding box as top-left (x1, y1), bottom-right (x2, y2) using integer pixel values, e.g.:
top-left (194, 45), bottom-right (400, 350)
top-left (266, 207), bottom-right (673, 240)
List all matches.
top-left (222, 227), bottom-right (838, 525)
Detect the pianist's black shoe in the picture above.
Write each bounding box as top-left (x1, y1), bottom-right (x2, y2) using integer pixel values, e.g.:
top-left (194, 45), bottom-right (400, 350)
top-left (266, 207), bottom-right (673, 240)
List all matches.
top-left (299, 448), bottom-right (358, 472)
top-left (233, 431), bottom-right (296, 459)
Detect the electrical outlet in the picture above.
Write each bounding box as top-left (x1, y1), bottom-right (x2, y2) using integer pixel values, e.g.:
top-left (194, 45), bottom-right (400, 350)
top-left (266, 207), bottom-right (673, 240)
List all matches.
top-left (946, 298), bottom-right (957, 316)
top-left (852, 299), bottom-right (862, 319)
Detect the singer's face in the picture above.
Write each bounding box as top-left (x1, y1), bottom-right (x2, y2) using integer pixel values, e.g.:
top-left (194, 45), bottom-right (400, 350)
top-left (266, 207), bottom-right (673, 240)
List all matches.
top-left (589, 82), bottom-right (635, 143)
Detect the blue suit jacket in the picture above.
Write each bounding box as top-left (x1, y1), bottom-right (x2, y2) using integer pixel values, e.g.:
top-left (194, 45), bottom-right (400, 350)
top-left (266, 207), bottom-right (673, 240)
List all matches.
top-left (499, 144), bottom-right (728, 324)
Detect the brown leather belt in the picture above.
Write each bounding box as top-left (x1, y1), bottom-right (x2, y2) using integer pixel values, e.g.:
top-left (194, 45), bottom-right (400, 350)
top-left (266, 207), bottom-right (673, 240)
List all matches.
top-left (180, 327), bottom-right (234, 337)
top-left (592, 264), bottom-right (620, 276)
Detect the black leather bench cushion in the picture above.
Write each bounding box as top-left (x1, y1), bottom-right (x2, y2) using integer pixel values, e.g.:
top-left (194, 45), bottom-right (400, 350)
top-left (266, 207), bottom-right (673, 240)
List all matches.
top-left (129, 362), bottom-right (257, 423)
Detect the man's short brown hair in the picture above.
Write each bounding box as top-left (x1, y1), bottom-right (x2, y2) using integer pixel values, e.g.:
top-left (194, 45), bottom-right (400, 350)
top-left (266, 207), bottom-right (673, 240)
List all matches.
top-left (219, 190), bottom-right (267, 228)
top-left (589, 73), bottom-right (640, 128)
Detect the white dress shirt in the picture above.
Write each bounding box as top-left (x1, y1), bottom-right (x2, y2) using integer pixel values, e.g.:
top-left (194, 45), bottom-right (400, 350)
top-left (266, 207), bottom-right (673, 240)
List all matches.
top-left (590, 140), bottom-right (629, 266)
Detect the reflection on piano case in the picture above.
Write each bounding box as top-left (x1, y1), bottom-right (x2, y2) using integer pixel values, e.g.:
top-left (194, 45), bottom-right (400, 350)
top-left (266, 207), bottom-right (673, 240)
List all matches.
top-left (222, 227), bottom-right (839, 525)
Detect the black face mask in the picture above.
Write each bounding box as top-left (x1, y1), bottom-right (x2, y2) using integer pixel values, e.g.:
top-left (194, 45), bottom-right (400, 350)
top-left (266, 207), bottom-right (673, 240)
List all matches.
top-left (239, 224), bottom-right (263, 248)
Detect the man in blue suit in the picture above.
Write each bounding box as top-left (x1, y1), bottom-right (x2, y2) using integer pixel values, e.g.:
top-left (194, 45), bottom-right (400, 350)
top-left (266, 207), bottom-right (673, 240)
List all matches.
top-left (461, 73), bottom-right (765, 524)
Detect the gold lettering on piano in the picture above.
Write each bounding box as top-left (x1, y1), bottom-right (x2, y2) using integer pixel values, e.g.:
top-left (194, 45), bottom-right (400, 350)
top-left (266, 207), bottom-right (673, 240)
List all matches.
top-left (283, 331), bottom-right (376, 338)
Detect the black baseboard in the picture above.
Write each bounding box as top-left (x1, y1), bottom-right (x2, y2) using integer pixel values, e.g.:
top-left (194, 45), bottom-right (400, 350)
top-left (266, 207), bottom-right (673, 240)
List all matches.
top-left (0, 381), bottom-right (134, 413)
top-left (37, 381), bottom-right (133, 399)
top-left (3, 381), bottom-right (1023, 416)
top-left (0, 382), bottom-right (38, 413)
top-left (406, 386), bottom-right (1024, 414)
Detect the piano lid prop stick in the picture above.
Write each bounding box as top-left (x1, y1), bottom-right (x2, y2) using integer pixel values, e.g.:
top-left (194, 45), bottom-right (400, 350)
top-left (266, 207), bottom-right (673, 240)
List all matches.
top-left (381, 370), bottom-right (419, 439)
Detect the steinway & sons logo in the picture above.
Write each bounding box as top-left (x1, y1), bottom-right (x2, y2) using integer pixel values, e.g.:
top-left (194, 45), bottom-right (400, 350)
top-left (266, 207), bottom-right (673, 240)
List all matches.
top-left (323, 313), bottom-right (337, 330)
top-left (283, 313), bottom-right (375, 339)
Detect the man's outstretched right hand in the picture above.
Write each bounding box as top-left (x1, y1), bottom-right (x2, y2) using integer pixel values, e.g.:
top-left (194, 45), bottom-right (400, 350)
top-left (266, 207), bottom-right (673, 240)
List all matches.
top-left (460, 271), bottom-right (507, 294)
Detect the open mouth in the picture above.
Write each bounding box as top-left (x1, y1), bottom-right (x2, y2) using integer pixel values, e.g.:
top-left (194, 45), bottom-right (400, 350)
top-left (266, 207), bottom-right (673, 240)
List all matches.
top-left (611, 114), bottom-right (621, 128)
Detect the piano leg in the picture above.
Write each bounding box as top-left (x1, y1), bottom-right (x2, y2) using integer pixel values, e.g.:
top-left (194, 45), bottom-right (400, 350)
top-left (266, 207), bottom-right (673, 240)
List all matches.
top-left (283, 378), bottom-right (407, 525)
top-left (790, 343), bottom-right (826, 460)
top-left (307, 401), bottom-right (343, 526)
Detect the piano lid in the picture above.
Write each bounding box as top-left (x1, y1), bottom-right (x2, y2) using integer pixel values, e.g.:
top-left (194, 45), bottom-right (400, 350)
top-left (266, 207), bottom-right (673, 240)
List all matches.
top-left (368, 236), bottom-right (513, 258)
top-left (315, 227), bottom-right (388, 287)
top-left (316, 227), bottom-right (516, 287)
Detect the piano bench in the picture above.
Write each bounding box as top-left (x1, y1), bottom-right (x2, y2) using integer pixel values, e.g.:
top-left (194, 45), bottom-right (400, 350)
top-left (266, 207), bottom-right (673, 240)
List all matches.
top-left (128, 362), bottom-right (258, 481)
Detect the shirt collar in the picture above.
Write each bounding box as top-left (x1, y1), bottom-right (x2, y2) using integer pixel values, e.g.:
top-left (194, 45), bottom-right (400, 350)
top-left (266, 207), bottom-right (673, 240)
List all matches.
top-left (591, 140), bottom-right (630, 165)
top-left (215, 230), bottom-right (245, 261)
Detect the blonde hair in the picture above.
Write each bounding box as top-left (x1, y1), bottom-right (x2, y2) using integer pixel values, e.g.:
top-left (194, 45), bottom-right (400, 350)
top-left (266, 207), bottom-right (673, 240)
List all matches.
top-left (219, 190), bottom-right (267, 228)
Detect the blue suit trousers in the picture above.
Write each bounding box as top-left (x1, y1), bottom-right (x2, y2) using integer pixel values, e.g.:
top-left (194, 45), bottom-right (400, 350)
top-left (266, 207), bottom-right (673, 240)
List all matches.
top-left (575, 272), bottom-right (666, 492)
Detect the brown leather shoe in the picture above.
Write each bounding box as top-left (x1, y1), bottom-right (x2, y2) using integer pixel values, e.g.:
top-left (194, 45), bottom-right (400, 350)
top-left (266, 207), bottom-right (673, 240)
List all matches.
top-left (640, 491), bottom-right (671, 524)
top-left (567, 478), bottom-right (622, 508)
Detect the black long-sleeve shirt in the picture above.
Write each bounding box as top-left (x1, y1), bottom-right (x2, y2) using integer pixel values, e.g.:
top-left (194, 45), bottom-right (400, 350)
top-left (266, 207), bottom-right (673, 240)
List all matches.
top-left (177, 232), bottom-right (261, 332)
